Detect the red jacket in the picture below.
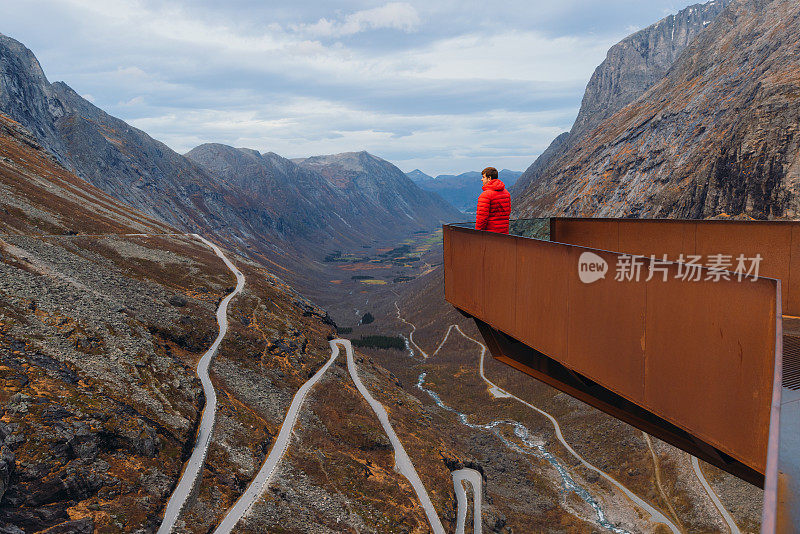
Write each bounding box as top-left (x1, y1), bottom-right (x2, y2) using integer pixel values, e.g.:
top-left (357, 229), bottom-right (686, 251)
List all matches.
top-left (475, 179), bottom-right (510, 234)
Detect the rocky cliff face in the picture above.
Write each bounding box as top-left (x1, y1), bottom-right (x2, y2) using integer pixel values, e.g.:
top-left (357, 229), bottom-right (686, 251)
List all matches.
top-left (512, 133), bottom-right (569, 196)
top-left (513, 0), bottom-right (732, 197)
top-left (0, 36), bottom-right (69, 168)
top-left (295, 151), bottom-right (461, 227)
top-left (185, 143), bottom-right (355, 242)
top-left (515, 0), bottom-right (800, 219)
top-left (571, 0), bottom-right (734, 140)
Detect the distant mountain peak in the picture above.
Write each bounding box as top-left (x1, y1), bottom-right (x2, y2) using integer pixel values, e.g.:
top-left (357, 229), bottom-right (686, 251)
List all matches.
top-left (297, 150), bottom-right (390, 176)
top-left (405, 169), bottom-right (434, 182)
top-left (413, 169), bottom-right (522, 214)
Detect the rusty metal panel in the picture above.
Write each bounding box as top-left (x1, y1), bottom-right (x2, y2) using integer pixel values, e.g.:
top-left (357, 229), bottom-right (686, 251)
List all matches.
top-left (513, 238), bottom-right (569, 358)
top-left (550, 217), bottom-right (620, 252)
top-left (617, 219), bottom-right (697, 259)
top-left (643, 263), bottom-right (777, 473)
top-left (444, 221), bottom-right (782, 479)
top-left (565, 246), bottom-right (647, 403)
top-left (443, 225), bottom-right (453, 304)
top-left (553, 218), bottom-right (800, 316)
top-left (444, 226), bottom-right (486, 318)
top-left (481, 235), bottom-right (517, 332)
top-left (694, 222), bottom-right (792, 314)
top-left (788, 225), bottom-right (800, 317)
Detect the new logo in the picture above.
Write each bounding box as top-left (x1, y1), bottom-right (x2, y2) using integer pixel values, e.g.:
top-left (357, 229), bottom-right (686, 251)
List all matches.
top-left (578, 252), bottom-right (608, 284)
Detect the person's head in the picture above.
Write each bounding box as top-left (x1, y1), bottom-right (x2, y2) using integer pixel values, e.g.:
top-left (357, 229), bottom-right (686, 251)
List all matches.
top-left (481, 166), bottom-right (498, 185)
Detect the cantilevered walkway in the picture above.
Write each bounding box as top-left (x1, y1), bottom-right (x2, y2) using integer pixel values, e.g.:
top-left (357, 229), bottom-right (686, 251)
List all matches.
top-left (444, 217), bottom-right (799, 533)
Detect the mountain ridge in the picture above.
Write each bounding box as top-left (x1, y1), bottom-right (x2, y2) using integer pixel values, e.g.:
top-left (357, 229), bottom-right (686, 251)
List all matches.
top-left (405, 168), bottom-right (434, 182)
top-left (512, 0), bottom-right (734, 197)
top-left (0, 34), bottom-right (461, 270)
top-left (409, 169), bottom-right (522, 214)
top-left (514, 0), bottom-right (800, 219)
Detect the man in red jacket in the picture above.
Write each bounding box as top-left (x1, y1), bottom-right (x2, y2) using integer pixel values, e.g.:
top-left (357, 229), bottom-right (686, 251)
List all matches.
top-left (475, 167), bottom-right (510, 234)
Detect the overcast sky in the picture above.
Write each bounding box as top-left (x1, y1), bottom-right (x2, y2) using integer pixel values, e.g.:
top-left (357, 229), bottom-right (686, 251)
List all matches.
top-left (4, 0), bottom-right (698, 175)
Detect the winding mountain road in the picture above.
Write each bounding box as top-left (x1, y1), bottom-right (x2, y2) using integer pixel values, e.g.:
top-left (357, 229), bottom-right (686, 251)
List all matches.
top-left (213, 342), bottom-right (341, 534)
top-left (341, 339), bottom-right (447, 534)
top-left (691, 456), bottom-right (741, 534)
top-left (394, 301), bottom-right (451, 359)
top-left (158, 235), bottom-right (245, 534)
top-left (452, 469), bottom-right (483, 534)
top-left (213, 338), bottom-right (487, 533)
top-left (13, 233), bottom-right (487, 532)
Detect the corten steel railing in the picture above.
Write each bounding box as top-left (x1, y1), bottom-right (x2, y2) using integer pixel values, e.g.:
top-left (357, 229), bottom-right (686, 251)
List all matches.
top-left (444, 220), bottom-right (784, 490)
top-left (550, 217), bottom-right (800, 316)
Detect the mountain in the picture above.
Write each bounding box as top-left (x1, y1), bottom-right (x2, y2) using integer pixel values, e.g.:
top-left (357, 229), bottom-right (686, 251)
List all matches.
top-left (186, 146), bottom-right (462, 256)
top-left (293, 151), bottom-right (462, 229)
top-left (0, 112), bottom-right (169, 236)
top-left (0, 109), bottom-right (606, 534)
top-left (0, 33), bottom-right (264, 235)
top-left (405, 168), bottom-right (434, 182)
top-left (184, 143), bottom-right (362, 245)
top-left (0, 109), bottom-right (344, 532)
top-left (0, 33), bottom-right (460, 271)
top-left (514, 0), bottom-right (800, 219)
top-left (0, 34), bottom-right (70, 169)
top-left (513, 0), bottom-right (733, 197)
top-left (413, 169), bottom-right (522, 214)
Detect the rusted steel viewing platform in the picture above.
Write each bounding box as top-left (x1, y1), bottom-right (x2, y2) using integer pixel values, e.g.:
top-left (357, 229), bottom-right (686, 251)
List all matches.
top-left (443, 218), bottom-right (799, 533)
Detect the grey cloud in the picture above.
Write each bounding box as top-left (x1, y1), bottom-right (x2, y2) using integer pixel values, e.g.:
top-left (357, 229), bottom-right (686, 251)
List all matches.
top-left (4, 0), bottom-right (700, 175)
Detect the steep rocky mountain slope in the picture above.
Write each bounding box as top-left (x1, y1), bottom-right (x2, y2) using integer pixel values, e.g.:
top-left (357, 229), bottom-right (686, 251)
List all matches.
top-left (185, 144), bottom-right (461, 254)
top-left (515, 0), bottom-right (800, 219)
top-left (0, 110), bottom-right (226, 531)
top-left (513, 0), bottom-right (733, 197)
top-left (0, 111), bottom-right (487, 533)
top-left (294, 151), bottom-right (462, 230)
top-left (411, 170), bottom-right (522, 214)
top-left (0, 33), bottom-right (265, 236)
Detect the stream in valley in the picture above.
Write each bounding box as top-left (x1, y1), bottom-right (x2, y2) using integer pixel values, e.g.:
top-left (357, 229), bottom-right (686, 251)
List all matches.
top-left (416, 372), bottom-right (631, 534)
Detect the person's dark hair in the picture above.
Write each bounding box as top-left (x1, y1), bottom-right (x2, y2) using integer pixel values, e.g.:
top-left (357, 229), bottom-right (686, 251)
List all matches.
top-left (481, 167), bottom-right (498, 180)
